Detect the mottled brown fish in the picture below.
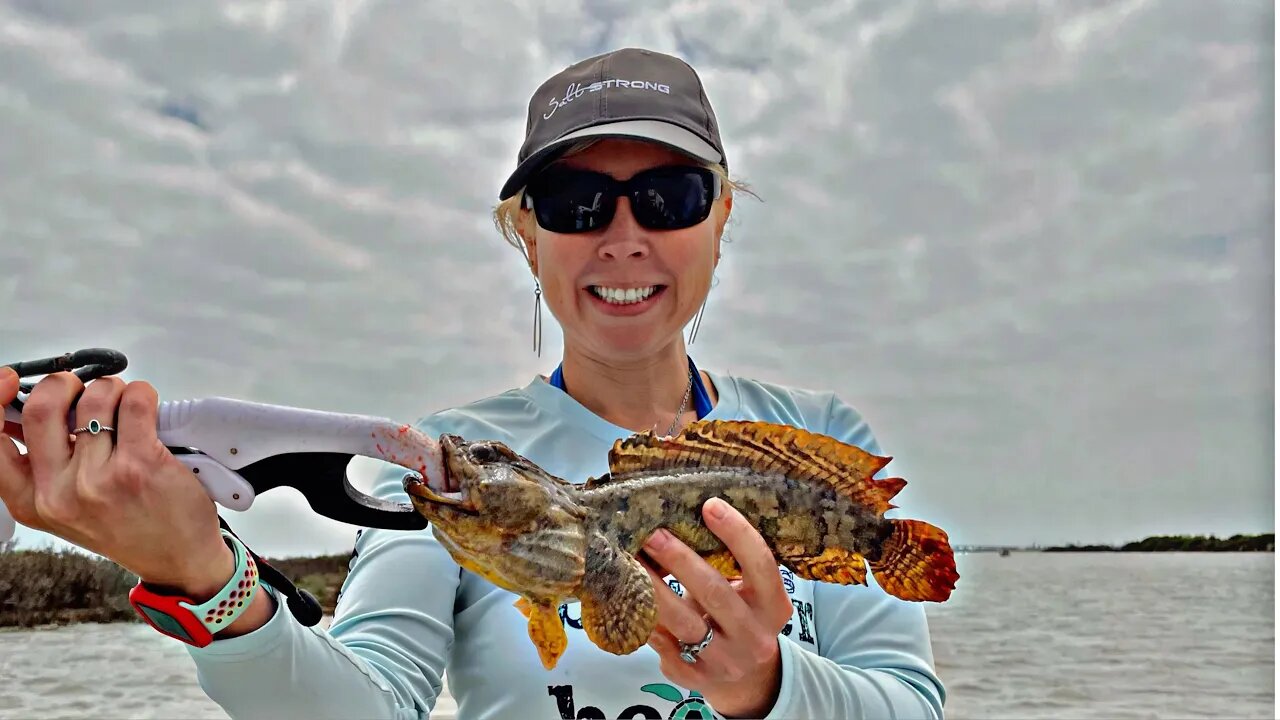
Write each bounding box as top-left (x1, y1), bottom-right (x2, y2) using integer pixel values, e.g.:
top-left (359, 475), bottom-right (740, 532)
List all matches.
top-left (403, 419), bottom-right (958, 670)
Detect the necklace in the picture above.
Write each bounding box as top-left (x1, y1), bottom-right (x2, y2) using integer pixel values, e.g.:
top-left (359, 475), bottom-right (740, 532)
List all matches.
top-left (663, 367), bottom-right (695, 436)
top-left (547, 358), bottom-right (709, 434)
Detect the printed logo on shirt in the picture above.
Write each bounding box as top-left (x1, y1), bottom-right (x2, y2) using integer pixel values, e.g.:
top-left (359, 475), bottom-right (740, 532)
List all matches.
top-left (668, 570), bottom-right (816, 646)
top-left (556, 572), bottom-right (816, 647)
top-left (641, 685), bottom-right (716, 719)
top-left (547, 684), bottom-right (717, 719)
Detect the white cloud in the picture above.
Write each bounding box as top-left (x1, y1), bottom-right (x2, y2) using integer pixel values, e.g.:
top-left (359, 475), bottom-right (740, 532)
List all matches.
top-left (2, 0), bottom-right (1271, 555)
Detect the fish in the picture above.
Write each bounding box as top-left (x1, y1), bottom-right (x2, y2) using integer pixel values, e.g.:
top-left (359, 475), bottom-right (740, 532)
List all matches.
top-left (402, 419), bottom-right (958, 670)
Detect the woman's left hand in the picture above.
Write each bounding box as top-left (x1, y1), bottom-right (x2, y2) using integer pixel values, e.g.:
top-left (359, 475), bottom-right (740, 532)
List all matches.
top-left (641, 497), bottom-right (795, 719)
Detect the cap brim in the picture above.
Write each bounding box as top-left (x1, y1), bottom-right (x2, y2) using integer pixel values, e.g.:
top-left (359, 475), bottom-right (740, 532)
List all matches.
top-left (498, 120), bottom-right (723, 200)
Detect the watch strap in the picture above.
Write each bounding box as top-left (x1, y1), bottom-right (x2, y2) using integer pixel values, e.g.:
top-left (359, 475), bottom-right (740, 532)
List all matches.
top-left (178, 528), bottom-right (261, 632)
top-left (128, 528), bottom-right (262, 646)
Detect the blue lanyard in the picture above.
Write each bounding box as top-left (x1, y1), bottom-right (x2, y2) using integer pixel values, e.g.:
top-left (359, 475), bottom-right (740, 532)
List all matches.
top-left (548, 355), bottom-right (714, 419)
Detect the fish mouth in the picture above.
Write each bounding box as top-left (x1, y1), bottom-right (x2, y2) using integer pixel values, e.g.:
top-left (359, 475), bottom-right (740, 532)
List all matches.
top-left (403, 433), bottom-right (484, 513)
top-left (403, 475), bottom-right (479, 514)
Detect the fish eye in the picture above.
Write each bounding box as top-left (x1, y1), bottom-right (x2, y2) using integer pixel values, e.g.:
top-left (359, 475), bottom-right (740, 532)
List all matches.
top-left (471, 445), bottom-right (499, 463)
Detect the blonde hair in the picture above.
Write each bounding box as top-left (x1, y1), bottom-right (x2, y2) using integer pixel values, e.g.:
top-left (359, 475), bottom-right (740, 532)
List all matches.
top-left (492, 139), bottom-right (757, 266)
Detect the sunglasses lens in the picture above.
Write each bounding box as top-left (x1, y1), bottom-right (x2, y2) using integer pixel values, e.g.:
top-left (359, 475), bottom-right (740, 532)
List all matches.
top-left (526, 166), bottom-right (716, 233)
top-left (529, 171), bottom-right (614, 233)
top-left (630, 168), bottom-right (715, 230)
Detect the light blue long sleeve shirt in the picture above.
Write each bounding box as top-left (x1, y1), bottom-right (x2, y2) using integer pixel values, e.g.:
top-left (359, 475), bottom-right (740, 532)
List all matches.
top-left (187, 370), bottom-right (947, 719)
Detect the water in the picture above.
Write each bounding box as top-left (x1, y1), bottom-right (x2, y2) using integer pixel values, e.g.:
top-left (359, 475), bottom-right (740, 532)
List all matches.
top-left (929, 552), bottom-right (1274, 719)
top-left (0, 554), bottom-right (1271, 719)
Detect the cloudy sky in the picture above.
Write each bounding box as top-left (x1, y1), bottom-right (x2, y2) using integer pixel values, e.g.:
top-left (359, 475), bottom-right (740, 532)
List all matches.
top-left (2, 0), bottom-right (1272, 556)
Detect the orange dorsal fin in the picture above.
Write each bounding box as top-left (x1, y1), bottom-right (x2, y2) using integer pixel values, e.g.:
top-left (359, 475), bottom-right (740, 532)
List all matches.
top-left (607, 420), bottom-right (906, 516)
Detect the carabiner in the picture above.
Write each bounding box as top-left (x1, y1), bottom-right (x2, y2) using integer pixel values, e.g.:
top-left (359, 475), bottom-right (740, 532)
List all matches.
top-left (5, 348), bottom-right (129, 411)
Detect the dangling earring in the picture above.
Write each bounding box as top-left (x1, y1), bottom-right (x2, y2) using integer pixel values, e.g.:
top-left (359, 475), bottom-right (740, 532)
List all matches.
top-left (688, 273), bottom-right (717, 345)
top-left (688, 298), bottom-right (707, 344)
top-left (520, 235), bottom-right (543, 358)
top-left (533, 281), bottom-right (543, 357)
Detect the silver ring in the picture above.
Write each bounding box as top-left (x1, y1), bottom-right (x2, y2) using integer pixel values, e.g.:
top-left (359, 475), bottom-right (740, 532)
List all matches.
top-left (678, 623), bottom-right (714, 664)
top-left (71, 419), bottom-right (114, 435)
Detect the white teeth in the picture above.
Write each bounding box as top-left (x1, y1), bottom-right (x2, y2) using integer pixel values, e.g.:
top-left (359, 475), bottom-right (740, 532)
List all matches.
top-left (591, 286), bottom-right (657, 305)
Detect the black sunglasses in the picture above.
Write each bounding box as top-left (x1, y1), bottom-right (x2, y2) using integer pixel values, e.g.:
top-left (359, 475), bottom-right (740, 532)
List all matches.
top-left (523, 165), bottom-right (722, 234)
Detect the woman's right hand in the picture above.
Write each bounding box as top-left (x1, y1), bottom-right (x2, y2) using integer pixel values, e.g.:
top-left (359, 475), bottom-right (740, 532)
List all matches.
top-left (0, 368), bottom-right (236, 598)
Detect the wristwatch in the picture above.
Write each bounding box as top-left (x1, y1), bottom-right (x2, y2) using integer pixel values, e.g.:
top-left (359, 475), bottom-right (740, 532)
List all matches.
top-left (127, 529), bottom-right (265, 647)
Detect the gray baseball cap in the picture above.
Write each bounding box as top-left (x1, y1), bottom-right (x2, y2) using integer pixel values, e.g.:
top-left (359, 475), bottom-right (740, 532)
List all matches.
top-left (499, 47), bottom-right (727, 200)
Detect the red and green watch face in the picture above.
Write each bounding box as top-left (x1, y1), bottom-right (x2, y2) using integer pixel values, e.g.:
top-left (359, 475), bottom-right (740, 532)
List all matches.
top-left (128, 586), bottom-right (215, 647)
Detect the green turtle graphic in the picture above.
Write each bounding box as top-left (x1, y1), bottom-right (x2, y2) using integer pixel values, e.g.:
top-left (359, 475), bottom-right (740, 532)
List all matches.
top-left (640, 684), bottom-right (718, 720)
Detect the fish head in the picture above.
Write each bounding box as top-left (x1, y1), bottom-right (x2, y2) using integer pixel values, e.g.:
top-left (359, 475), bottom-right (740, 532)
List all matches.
top-left (399, 438), bottom-right (588, 594)
top-left (402, 435), bottom-right (588, 590)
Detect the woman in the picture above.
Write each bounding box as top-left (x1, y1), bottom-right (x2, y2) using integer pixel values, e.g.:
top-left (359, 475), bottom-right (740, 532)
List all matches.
top-left (0, 48), bottom-right (945, 719)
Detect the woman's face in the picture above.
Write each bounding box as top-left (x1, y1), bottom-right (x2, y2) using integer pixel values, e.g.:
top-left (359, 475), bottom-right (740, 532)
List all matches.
top-left (521, 139), bottom-right (731, 361)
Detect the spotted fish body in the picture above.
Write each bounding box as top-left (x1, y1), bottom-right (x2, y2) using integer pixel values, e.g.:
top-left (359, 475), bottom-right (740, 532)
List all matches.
top-left (582, 469), bottom-right (892, 579)
top-left (403, 419), bottom-right (958, 670)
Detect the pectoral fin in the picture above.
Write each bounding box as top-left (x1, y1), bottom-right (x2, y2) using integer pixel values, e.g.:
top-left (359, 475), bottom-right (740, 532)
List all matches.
top-left (579, 536), bottom-right (658, 656)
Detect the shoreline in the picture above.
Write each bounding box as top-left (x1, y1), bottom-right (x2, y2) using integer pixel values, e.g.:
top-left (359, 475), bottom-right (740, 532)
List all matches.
top-left (2, 533), bottom-right (1271, 630)
top-left (0, 609), bottom-right (334, 630)
top-left (1040, 533), bottom-right (1274, 553)
top-left (4, 549), bottom-right (1273, 631)
top-left (0, 548), bottom-right (347, 631)
top-left (1038, 548), bottom-right (1276, 553)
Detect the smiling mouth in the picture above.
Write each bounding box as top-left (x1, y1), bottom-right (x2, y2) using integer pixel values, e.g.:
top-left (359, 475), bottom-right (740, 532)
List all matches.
top-left (587, 285), bottom-right (665, 305)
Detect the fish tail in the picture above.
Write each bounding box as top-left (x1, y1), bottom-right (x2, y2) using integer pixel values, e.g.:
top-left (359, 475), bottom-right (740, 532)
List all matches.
top-left (868, 519), bottom-right (958, 602)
